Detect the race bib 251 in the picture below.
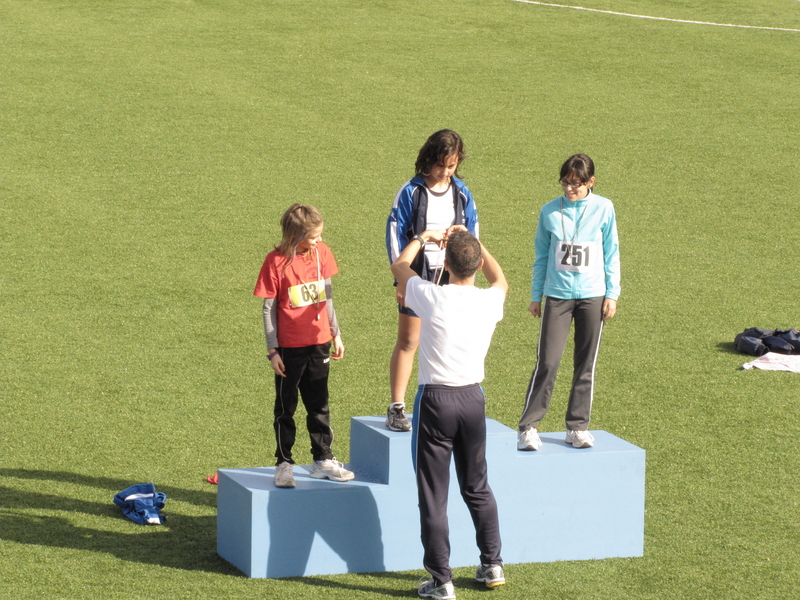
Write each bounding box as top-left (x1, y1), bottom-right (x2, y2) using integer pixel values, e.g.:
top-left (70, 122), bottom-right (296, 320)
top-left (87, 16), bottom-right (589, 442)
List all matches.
top-left (555, 242), bottom-right (600, 274)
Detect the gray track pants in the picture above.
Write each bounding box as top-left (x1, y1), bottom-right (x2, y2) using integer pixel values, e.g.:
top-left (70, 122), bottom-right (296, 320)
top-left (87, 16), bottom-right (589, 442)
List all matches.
top-left (519, 296), bottom-right (605, 432)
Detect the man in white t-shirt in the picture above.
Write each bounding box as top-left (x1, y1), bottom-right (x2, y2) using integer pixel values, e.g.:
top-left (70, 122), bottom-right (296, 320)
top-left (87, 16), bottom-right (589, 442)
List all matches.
top-left (391, 227), bottom-right (508, 600)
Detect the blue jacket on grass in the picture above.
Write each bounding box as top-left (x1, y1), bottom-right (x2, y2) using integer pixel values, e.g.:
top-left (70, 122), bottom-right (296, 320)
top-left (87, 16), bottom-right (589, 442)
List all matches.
top-left (114, 483), bottom-right (167, 525)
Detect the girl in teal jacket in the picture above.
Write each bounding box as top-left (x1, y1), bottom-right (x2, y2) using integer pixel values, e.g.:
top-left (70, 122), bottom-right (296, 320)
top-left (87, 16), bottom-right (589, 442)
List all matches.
top-left (518, 154), bottom-right (620, 451)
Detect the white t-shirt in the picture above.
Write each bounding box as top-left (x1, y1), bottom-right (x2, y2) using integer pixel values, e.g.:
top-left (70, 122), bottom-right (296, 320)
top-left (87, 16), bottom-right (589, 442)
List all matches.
top-left (405, 277), bottom-right (505, 386)
top-left (423, 186), bottom-right (456, 269)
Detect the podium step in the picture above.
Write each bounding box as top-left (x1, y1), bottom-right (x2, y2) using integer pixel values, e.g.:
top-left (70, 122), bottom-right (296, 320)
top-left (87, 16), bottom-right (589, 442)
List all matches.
top-left (217, 416), bottom-right (644, 578)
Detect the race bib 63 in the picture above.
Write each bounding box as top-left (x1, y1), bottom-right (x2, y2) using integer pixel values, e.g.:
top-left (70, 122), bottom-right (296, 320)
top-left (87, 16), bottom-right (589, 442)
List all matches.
top-left (288, 279), bottom-right (327, 307)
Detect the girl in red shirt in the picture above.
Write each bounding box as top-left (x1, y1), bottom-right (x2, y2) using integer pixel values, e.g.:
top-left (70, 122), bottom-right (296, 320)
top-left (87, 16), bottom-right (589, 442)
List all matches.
top-left (253, 204), bottom-right (353, 487)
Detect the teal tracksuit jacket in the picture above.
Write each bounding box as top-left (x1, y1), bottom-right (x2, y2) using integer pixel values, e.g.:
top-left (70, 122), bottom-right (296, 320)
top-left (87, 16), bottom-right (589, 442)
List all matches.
top-left (531, 191), bottom-right (620, 302)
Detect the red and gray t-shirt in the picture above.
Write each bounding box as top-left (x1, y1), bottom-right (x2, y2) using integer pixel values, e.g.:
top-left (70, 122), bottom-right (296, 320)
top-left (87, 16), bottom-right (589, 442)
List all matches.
top-left (254, 242), bottom-right (338, 348)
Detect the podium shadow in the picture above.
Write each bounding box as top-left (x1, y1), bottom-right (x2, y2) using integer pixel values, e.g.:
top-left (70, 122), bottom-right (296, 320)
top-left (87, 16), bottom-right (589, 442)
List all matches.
top-left (266, 478), bottom-right (386, 578)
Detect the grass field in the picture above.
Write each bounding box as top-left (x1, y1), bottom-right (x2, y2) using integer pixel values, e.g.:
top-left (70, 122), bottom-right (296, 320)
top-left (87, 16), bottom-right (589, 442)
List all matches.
top-left (2, 0), bottom-right (799, 598)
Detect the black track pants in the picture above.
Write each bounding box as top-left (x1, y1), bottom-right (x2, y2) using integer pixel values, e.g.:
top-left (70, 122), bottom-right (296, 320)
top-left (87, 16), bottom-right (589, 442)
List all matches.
top-left (273, 342), bottom-right (334, 464)
top-left (413, 383), bottom-right (502, 586)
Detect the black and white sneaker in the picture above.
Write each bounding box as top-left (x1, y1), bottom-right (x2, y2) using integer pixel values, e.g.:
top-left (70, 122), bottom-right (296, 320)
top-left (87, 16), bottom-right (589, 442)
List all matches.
top-left (418, 578), bottom-right (455, 599)
top-left (475, 563), bottom-right (506, 588)
top-left (386, 404), bottom-right (412, 432)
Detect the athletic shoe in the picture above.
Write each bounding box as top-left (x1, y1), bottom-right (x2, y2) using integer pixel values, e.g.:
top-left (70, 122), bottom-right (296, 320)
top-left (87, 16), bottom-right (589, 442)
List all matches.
top-left (517, 426), bottom-right (542, 451)
top-left (475, 563), bottom-right (506, 588)
top-left (274, 462), bottom-right (296, 488)
top-left (386, 404), bottom-right (412, 432)
top-left (565, 430), bottom-right (595, 448)
top-left (309, 458), bottom-right (355, 482)
top-left (418, 578), bottom-right (456, 600)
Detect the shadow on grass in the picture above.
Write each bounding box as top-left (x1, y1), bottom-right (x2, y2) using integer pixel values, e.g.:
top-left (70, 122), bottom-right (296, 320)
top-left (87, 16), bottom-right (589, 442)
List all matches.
top-left (453, 575), bottom-right (505, 593)
top-left (0, 469), bottom-right (433, 592)
top-left (0, 469), bottom-right (216, 507)
top-left (0, 469), bottom-right (239, 575)
top-left (292, 573), bottom-right (499, 597)
top-left (298, 572), bottom-right (421, 597)
top-left (716, 342), bottom-right (739, 355)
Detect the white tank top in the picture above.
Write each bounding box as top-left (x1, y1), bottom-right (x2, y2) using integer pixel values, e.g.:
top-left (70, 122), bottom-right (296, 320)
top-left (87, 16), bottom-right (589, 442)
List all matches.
top-left (424, 184), bottom-right (455, 269)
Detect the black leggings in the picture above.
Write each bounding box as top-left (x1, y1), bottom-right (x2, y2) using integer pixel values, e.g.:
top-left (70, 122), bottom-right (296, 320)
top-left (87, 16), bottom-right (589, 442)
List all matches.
top-left (273, 342), bottom-right (333, 464)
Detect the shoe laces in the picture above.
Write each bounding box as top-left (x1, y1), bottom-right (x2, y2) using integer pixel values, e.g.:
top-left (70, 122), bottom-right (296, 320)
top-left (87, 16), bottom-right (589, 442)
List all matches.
top-left (324, 457), bottom-right (344, 469)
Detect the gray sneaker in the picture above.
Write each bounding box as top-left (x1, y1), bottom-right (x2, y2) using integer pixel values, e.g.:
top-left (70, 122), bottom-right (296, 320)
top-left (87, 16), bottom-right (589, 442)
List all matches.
top-left (418, 578), bottom-right (455, 599)
top-left (565, 430), bottom-right (595, 448)
top-left (475, 563), bottom-right (506, 588)
top-left (386, 404), bottom-right (412, 432)
top-left (309, 458), bottom-right (355, 482)
top-left (273, 462), bottom-right (296, 488)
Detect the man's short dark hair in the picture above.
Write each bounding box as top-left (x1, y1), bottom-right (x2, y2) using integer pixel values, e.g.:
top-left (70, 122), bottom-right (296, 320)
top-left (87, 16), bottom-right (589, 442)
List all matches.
top-left (445, 231), bottom-right (482, 279)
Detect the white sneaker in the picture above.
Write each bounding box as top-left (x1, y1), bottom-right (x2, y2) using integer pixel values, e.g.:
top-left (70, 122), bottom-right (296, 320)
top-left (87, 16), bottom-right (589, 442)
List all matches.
top-left (274, 462), bottom-right (295, 488)
top-left (565, 430), bottom-right (594, 448)
top-left (517, 427), bottom-right (542, 451)
top-left (309, 458), bottom-right (355, 482)
top-left (418, 578), bottom-right (455, 599)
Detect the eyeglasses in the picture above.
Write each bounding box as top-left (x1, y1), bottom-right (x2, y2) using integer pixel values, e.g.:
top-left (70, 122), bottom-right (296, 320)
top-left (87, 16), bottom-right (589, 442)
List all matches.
top-left (559, 179), bottom-right (586, 189)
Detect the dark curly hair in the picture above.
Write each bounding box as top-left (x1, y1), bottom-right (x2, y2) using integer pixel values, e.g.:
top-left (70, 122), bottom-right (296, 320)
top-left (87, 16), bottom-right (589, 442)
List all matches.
top-left (415, 129), bottom-right (466, 179)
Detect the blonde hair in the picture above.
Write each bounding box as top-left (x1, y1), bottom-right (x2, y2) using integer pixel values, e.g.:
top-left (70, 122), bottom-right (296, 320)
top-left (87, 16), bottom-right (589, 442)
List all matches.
top-left (275, 204), bottom-right (324, 270)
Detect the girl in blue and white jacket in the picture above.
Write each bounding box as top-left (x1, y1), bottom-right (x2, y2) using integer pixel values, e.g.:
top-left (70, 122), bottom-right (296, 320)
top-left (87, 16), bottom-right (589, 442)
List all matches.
top-left (517, 154), bottom-right (620, 452)
top-left (384, 130), bottom-right (479, 432)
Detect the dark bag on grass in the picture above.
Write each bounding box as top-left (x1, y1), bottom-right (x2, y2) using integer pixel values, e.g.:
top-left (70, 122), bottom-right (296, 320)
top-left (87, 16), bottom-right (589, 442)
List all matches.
top-left (734, 327), bottom-right (800, 356)
top-left (734, 334), bottom-right (768, 357)
top-left (777, 330), bottom-right (800, 352)
top-left (739, 327), bottom-right (774, 339)
top-left (763, 336), bottom-right (795, 354)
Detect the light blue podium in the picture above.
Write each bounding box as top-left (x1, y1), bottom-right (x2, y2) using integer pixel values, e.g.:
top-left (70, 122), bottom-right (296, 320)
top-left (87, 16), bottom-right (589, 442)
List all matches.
top-left (216, 416), bottom-right (645, 578)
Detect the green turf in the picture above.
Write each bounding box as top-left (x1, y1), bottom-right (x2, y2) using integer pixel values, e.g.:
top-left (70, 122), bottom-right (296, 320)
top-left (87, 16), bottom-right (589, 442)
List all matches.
top-left (2, 0), bottom-right (799, 598)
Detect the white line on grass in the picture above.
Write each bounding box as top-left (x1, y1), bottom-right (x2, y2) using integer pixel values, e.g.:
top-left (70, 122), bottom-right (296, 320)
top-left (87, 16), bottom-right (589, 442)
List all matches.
top-left (511, 0), bottom-right (800, 32)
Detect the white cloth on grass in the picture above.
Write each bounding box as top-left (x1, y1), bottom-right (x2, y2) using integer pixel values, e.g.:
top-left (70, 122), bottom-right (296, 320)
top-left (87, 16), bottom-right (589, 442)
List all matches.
top-left (742, 353), bottom-right (800, 373)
